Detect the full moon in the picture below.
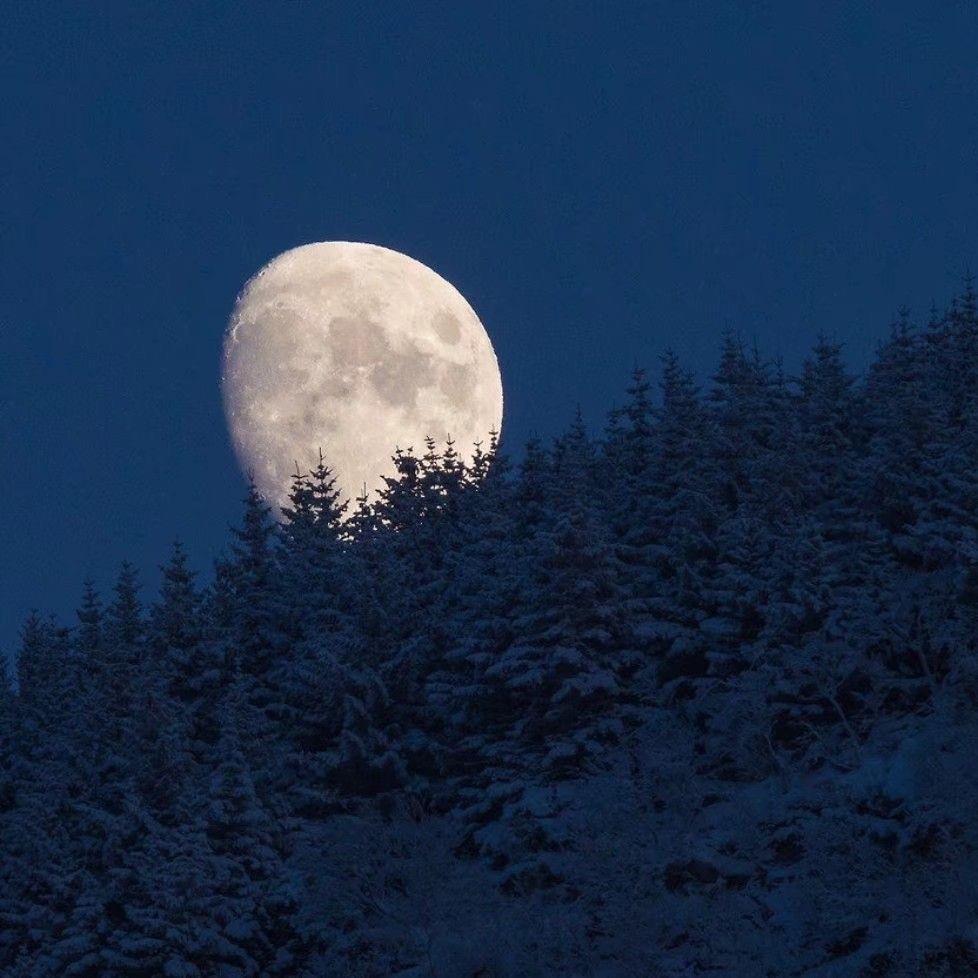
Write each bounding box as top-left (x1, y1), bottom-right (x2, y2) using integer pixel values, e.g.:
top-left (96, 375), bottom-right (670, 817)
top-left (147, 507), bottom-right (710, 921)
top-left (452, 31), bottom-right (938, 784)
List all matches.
top-left (222, 242), bottom-right (504, 512)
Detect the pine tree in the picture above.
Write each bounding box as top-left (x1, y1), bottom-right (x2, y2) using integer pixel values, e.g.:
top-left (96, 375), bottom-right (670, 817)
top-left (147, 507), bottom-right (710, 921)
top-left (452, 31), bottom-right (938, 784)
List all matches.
top-left (91, 796), bottom-right (210, 978)
top-left (514, 435), bottom-right (553, 536)
top-left (376, 446), bottom-right (424, 534)
top-left (660, 352), bottom-right (719, 590)
top-left (481, 416), bottom-right (630, 778)
top-left (374, 442), bottom-right (466, 750)
top-left (5, 612), bottom-right (115, 975)
top-left (277, 451), bottom-right (359, 814)
top-left (226, 480), bottom-right (288, 743)
top-left (709, 335), bottom-right (796, 516)
top-left (326, 661), bottom-right (405, 797)
top-left (944, 275), bottom-right (978, 432)
top-left (15, 611), bottom-right (61, 712)
top-left (200, 687), bottom-right (309, 973)
top-left (106, 561), bottom-right (143, 648)
top-left (344, 483), bottom-right (398, 693)
top-left (75, 579), bottom-right (103, 661)
top-left (85, 567), bottom-right (146, 855)
top-left (0, 657), bottom-right (13, 815)
top-left (97, 561), bottom-right (145, 745)
top-left (922, 283), bottom-right (978, 569)
top-left (864, 310), bottom-right (939, 546)
top-left (435, 435), bottom-right (517, 773)
top-left (153, 542), bottom-right (200, 655)
top-left (604, 367), bottom-right (667, 617)
top-left (710, 331), bottom-right (753, 512)
top-left (797, 333), bottom-right (860, 511)
top-left (748, 353), bottom-right (804, 521)
top-left (149, 541), bottom-right (224, 762)
top-left (279, 449), bottom-right (349, 637)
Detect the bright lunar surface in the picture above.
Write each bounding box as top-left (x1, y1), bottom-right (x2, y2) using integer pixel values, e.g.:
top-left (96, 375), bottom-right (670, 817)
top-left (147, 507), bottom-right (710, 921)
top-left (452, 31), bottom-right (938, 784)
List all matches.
top-left (222, 242), bottom-right (504, 512)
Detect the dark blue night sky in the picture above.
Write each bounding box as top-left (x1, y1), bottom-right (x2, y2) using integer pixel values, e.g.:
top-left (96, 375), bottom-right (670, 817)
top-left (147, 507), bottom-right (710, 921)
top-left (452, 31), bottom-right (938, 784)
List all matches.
top-left (4, 2), bottom-right (978, 653)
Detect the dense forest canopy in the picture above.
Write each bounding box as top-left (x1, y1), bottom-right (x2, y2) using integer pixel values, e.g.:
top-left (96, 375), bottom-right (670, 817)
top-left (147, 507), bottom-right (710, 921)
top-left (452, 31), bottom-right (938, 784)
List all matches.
top-left (4, 285), bottom-right (978, 975)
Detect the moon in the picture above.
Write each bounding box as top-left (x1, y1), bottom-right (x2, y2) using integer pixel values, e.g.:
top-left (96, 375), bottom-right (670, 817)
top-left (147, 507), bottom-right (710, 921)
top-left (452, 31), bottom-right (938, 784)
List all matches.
top-left (222, 242), bottom-right (504, 513)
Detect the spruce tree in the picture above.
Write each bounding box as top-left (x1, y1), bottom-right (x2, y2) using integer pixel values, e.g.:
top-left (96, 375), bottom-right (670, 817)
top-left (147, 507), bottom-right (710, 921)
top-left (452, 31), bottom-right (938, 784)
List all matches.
top-left (604, 367), bottom-right (665, 618)
top-left (97, 561), bottom-right (145, 748)
top-left (227, 480), bottom-right (288, 749)
top-left (149, 541), bottom-right (224, 761)
top-left (0, 657), bottom-right (13, 815)
top-left (797, 333), bottom-right (860, 512)
top-left (201, 686), bottom-right (308, 974)
top-left (482, 416), bottom-right (629, 777)
top-left (436, 435), bottom-right (518, 777)
top-left (75, 580), bottom-right (103, 662)
top-left (645, 352), bottom-right (724, 693)
top-left (277, 452), bottom-right (359, 815)
top-left (864, 311), bottom-right (940, 548)
top-left (106, 561), bottom-right (143, 648)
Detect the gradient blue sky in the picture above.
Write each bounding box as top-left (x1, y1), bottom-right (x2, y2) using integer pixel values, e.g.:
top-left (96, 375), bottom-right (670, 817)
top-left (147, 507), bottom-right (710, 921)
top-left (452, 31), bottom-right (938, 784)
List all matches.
top-left (3, 2), bottom-right (978, 655)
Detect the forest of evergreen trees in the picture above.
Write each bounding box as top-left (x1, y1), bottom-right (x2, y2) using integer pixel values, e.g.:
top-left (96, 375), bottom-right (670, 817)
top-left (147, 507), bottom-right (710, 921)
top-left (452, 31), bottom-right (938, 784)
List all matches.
top-left (4, 286), bottom-right (978, 976)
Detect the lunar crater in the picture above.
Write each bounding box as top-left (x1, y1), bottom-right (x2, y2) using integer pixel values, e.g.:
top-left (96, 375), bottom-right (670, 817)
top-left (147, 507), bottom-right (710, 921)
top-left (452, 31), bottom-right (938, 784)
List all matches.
top-left (370, 343), bottom-right (433, 408)
top-left (433, 311), bottom-right (462, 344)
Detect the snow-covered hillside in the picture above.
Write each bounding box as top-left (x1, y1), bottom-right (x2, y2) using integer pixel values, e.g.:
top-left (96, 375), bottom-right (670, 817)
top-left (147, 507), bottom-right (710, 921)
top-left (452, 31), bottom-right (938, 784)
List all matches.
top-left (4, 289), bottom-right (978, 976)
